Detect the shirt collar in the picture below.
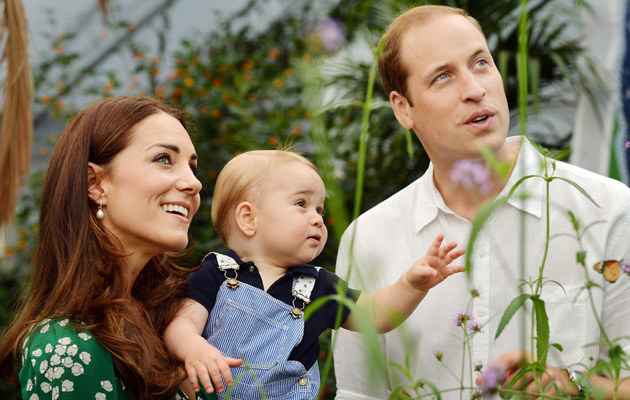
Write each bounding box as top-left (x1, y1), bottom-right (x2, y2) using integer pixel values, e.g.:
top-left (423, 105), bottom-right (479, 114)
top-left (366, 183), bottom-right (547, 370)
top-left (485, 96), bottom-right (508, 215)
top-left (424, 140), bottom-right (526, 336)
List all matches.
top-left (226, 249), bottom-right (319, 277)
top-left (413, 135), bottom-right (544, 233)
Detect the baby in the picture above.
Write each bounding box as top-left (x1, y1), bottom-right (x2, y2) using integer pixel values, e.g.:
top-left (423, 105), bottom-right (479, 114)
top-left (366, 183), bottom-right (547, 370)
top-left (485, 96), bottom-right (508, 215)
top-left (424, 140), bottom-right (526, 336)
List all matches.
top-left (164, 149), bottom-right (465, 399)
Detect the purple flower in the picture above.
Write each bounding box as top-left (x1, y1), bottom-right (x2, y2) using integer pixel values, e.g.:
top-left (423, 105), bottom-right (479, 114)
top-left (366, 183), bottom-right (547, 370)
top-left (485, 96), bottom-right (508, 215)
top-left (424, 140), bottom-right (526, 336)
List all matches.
top-left (621, 261), bottom-right (630, 274)
top-left (450, 159), bottom-right (492, 195)
top-left (471, 389), bottom-right (483, 399)
top-left (626, 140), bottom-right (630, 149)
top-left (479, 362), bottom-right (506, 398)
top-left (433, 348), bottom-right (443, 361)
top-left (454, 311), bottom-right (472, 327)
top-left (470, 285), bottom-right (481, 298)
top-left (469, 321), bottom-right (483, 334)
top-left (307, 19), bottom-right (346, 53)
top-left (473, 360), bottom-right (483, 373)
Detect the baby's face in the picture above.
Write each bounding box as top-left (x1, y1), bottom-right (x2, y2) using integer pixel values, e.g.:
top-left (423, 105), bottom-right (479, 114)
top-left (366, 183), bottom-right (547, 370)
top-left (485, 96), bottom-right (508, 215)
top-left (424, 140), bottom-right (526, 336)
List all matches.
top-left (252, 161), bottom-right (328, 267)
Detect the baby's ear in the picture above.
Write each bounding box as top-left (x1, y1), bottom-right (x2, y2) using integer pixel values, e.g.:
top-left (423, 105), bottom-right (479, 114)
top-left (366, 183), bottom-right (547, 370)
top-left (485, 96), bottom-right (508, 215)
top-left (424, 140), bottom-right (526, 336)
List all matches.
top-left (234, 202), bottom-right (256, 237)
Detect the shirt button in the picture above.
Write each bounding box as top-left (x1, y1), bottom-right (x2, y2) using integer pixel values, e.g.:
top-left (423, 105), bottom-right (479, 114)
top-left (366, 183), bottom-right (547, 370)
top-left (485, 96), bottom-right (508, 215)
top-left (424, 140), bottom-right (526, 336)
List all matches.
top-left (299, 377), bottom-right (308, 386)
top-left (249, 265), bottom-right (255, 272)
top-left (475, 307), bottom-right (486, 317)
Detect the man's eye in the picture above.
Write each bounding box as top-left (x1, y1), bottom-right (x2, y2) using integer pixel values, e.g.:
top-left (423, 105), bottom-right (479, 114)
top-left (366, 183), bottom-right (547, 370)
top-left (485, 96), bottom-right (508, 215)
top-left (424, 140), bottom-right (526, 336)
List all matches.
top-left (476, 59), bottom-right (488, 67)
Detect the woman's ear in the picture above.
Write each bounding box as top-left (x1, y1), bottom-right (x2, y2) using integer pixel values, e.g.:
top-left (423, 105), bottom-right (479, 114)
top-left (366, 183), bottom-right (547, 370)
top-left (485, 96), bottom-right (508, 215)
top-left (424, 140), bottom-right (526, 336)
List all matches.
top-left (390, 90), bottom-right (415, 130)
top-left (234, 202), bottom-right (256, 237)
top-left (87, 162), bottom-right (105, 204)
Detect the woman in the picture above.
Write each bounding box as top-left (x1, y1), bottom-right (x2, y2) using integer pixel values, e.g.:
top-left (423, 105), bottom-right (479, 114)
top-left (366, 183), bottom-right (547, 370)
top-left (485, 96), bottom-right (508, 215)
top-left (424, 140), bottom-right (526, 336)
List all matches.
top-left (0, 96), bottom-right (203, 399)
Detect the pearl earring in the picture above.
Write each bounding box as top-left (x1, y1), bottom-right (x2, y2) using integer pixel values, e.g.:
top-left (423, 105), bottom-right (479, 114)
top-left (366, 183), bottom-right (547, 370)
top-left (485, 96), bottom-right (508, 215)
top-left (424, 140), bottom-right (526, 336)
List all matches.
top-left (96, 199), bottom-right (105, 219)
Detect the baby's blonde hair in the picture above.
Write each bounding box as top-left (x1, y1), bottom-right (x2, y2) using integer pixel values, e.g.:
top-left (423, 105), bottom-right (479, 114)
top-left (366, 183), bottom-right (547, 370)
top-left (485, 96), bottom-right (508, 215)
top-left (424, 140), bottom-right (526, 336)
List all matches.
top-left (211, 149), bottom-right (318, 246)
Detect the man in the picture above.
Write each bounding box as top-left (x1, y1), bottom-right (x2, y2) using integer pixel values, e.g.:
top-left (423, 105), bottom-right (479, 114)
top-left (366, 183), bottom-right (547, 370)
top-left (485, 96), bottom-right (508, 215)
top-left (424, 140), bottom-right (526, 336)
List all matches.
top-left (333, 5), bottom-right (630, 399)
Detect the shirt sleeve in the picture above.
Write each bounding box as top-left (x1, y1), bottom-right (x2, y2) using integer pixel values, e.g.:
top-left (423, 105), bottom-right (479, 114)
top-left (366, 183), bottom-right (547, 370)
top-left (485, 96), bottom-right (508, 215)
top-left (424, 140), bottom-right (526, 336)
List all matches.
top-left (186, 255), bottom-right (221, 313)
top-left (317, 268), bottom-right (361, 330)
top-left (20, 319), bottom-right (125, 399)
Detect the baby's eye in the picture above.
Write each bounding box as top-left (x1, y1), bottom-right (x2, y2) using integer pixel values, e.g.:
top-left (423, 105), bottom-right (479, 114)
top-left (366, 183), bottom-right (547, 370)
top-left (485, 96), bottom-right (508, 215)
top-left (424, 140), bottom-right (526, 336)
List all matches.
top-left (153, 154), bottom-right (172, 165)
top-left (316, 207), bottom-right (326, 216)
top-left (296, 200), bottom-right (306, 207)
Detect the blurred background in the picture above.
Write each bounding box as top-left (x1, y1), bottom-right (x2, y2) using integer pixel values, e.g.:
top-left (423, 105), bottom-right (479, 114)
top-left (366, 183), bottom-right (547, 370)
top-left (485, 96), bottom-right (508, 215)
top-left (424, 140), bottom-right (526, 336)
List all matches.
top-left (1, 0), bottom-right (629, 398)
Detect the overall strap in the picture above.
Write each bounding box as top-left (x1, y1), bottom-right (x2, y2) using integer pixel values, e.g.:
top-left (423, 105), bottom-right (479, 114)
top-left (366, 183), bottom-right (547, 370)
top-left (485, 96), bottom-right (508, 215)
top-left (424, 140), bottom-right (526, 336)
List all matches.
top-left (291, 267), bottom-right (321, 304)
top-left (289, 267), bottom-right (321, 319)
top-left (207, 252), bottom-right (240, 290)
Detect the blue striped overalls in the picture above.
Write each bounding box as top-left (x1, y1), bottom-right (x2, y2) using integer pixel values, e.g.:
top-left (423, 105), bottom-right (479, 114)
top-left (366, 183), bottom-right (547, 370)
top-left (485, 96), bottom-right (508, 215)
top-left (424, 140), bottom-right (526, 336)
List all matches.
top-left (203, 253), bottom-right (320, 400)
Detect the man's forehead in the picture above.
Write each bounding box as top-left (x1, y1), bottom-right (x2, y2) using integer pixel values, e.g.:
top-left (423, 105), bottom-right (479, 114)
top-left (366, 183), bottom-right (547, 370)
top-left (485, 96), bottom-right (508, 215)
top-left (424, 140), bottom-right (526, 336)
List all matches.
top-left (400, 15), bottom-right (488, 66)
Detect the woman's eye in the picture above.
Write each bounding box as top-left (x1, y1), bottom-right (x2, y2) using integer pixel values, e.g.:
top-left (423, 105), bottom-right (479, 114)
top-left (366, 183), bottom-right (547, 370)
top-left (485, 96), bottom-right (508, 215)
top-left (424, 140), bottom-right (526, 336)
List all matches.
top-left (476, 59), bottom-right (488, 67)
top-left (153, 154), bottom-right (172, 165)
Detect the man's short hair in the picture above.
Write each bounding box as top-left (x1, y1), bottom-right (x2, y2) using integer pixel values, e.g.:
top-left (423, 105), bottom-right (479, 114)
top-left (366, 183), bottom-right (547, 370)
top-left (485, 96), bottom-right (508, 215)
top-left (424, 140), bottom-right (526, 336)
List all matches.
top-left (377, 5), bottom-right (484, 103)
top-left (211, 149), bottom-right (318, 246)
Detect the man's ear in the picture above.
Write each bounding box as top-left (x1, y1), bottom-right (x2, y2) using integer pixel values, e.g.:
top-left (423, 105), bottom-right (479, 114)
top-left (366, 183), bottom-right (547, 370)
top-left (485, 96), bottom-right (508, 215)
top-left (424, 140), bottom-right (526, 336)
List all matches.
top-left (390, 90), bottom-right (415, 130)
top-left (234, 202), bottom-right (256, 237)
top-left (87, 162), bottom-right (105, 204)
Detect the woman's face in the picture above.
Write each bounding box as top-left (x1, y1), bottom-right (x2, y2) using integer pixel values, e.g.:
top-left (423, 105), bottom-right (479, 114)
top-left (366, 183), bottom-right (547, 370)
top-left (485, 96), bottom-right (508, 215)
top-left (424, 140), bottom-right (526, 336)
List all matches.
top-left (98, 112), bottom-right (202, 262)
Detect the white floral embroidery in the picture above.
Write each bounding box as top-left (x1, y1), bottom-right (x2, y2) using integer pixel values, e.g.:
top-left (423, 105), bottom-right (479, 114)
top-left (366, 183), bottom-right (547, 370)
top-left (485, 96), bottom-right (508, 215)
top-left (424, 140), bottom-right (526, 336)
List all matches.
top-left (52, 385), bottom-right (59, 400)
top-left (95, 392), bottom-right (107, 400)
top-left (61, 380), bottom-right (74, 392)
top-left (101, 380), bottom-right (113, 392)
top-left (62, 356), bottom-right (73, 368)
top-left (40, 324), bottom-right (50, 334)
top-left (58, 337), bottom-right (71, 345)
top-left (52, 366), bottom-right (64, 379)
top-left (67, 344), bottom-right (78, 356)
top-left (79, 351), bottom-right (91, 364)
top-left (44, 367), bottom-right (53, 380)
top-left (40, 382), bottom-right (52, 393)
top-left (71, 362), bottom-right (85, 376)
top-left (38, 360), bottom-right (48, 375)
top-left (78, 332), bottom-right (92, 341)
top-left (45, 344), bottom-right (53, 353)
top-left (26, 378), bottom-right (34, 391)
top-left (32, 348), bottom-right (42, 357)
top-left (29, 394), bottom-right (39, 400)
top-left (31, 358), bottom-right (36, 367)
top-left (59, 319), bottom-right (69, 327)
top-left (54, 344), bottom-right (67, 356)
top-left (50, 354), bottom-right (61, 366)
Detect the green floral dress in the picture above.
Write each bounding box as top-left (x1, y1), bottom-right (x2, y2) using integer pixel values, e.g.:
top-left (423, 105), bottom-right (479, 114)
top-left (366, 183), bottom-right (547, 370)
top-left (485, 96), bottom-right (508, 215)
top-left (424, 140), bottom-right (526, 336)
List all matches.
top-left (19, 318), bottom-right (213, 400)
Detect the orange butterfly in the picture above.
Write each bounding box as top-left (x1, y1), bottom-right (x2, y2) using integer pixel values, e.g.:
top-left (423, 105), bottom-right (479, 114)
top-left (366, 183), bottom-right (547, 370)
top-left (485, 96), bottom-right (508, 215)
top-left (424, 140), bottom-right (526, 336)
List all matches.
top-left (593, 260), bottom-right (627, 283)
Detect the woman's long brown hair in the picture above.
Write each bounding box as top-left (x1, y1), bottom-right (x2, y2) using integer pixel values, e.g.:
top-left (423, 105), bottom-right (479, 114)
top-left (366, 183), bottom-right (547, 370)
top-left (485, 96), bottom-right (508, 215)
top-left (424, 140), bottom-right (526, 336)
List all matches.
top-left (0, 96), bottom-right (195, 399)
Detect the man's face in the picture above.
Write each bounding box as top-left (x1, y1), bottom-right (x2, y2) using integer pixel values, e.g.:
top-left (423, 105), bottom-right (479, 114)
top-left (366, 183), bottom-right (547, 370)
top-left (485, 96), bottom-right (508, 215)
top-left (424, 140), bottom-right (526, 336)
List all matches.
top-left (392, 14), bottom-right (510, 166)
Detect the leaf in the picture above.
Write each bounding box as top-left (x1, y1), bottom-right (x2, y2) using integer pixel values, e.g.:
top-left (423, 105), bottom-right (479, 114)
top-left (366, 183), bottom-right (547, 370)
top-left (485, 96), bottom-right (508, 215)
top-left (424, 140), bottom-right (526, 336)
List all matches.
top-left (550, 177), bottom-right (600, 208)
top-left (576, 250), bottom-right (586, 266)
top-left (532, 296), bottom-right (550, 365)
top-left (495, 293), bottom-right (531, 339)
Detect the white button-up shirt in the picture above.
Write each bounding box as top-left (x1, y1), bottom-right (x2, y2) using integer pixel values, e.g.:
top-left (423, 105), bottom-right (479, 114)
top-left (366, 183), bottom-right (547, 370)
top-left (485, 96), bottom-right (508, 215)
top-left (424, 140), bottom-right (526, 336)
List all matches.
top-left (333, 136), bottom-right (630, 399)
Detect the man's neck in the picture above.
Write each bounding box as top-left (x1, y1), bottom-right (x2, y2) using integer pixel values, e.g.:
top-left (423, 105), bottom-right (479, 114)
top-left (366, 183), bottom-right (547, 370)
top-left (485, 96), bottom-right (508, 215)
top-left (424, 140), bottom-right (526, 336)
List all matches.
top-left (432, 141), bottom-right (520, 221)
